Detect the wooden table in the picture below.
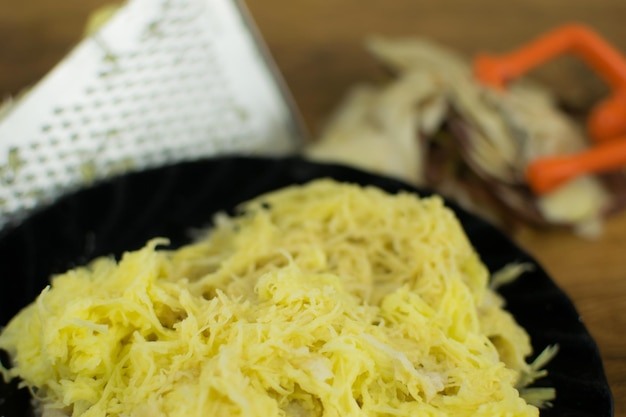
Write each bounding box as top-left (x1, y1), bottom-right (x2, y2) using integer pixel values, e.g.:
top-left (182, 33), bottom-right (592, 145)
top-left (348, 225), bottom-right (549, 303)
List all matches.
top-left (1, 0), bottom-right (625, 415)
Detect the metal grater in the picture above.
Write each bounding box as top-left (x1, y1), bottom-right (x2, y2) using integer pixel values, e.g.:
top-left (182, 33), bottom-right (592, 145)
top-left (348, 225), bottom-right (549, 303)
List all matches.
top-left (0, 0), bottom-right (305, 230)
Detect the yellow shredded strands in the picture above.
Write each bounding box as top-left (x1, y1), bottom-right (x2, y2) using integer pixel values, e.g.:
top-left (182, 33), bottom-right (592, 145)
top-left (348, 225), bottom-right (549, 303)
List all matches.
top-left (0, 179), bottom-right (544, 417)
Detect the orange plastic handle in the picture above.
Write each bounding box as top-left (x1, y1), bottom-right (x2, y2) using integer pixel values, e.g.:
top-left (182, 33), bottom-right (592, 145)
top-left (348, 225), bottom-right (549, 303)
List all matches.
top-left (474, 24), bottom-right (626, 194)
top-left (526, 137), bottom-right (626, 194)
top-left (474, 23), bottom-right (626, 142)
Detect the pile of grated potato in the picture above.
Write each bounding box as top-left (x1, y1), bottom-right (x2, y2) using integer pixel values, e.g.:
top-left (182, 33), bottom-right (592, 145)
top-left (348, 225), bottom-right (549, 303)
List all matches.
top-left (0, 179), bottom-right (553, 417)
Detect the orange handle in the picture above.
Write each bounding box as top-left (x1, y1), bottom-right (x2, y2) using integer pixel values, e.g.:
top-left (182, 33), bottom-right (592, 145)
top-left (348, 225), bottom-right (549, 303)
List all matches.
top-left (526, 137), bottom-right (626, 194)
top-left (474, 23), bottom-right (626, 142)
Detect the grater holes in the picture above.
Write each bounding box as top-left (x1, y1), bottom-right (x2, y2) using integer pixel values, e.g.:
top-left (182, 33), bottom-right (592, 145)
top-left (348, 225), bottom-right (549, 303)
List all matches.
top-left (0, 0), bottom-right (297, 230)
top-left (20, 172), bottom-right (38, 186)
top-left (79, 115), bottom-right (94, 125)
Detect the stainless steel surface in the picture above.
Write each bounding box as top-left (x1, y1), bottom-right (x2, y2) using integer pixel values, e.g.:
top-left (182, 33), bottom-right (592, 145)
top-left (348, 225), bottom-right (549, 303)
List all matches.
top-left (0, 0), bottom-right (304, 229)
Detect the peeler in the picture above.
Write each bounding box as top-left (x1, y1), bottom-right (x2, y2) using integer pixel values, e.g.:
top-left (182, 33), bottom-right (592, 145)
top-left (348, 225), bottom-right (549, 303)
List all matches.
top-left (474, 23), bottom-right (626, 195)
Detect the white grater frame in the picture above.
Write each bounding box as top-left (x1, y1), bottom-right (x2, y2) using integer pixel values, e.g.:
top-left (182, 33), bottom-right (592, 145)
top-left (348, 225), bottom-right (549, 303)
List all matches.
top-left (0, 0), bottom-right (306, 231)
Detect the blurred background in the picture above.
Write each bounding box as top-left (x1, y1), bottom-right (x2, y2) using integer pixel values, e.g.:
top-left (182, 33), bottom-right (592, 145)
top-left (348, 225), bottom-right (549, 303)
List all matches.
top-left (2, 0), bottom-right (626, 132)
top-left (1, 0), bottom-right (625, 415)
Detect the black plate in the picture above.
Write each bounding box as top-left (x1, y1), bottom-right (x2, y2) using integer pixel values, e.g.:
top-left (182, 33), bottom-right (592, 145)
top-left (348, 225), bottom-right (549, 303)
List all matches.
top-left (0, 156), bottom-right (613, 416)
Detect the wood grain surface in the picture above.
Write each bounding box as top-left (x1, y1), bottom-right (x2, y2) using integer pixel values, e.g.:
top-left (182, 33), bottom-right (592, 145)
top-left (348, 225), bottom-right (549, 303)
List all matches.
top-left (1, 0), bottom-right (625, 415)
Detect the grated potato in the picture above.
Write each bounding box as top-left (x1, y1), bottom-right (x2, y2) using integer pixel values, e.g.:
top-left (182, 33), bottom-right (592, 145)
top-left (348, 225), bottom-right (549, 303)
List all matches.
top-left (0, 179), bottom-right (551, 416)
